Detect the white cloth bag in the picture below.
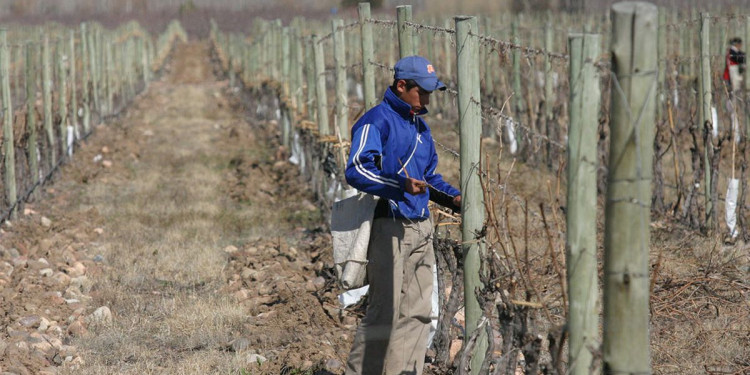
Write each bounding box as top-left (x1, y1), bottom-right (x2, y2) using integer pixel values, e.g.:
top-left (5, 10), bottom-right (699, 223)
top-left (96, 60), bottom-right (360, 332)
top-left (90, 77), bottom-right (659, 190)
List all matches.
top-left (331, 190), bottom-right (378, 290)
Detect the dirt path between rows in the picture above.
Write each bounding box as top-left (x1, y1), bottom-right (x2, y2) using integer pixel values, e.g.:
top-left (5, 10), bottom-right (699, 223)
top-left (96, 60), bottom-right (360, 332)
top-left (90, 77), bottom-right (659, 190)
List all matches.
top-left (0, 42), bottom-right (352, 374)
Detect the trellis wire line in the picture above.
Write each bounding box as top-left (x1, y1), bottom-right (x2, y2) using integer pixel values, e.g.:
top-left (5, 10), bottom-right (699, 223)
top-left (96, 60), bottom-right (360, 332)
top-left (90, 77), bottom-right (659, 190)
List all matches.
top-left (317, 21), bottom-right (360, 45)
top-left (441, 87), bottom-right (567, 151)
top-left (432, 137), bottom-right (551, 225)
top-left (403, 21), bottom-right (455, 35)
top-left (366, 18), bottom-right (396, 28)
top-left (369, 60), bottom-right (395, 72)
top-left (469, 31), bottom-right (569, 62)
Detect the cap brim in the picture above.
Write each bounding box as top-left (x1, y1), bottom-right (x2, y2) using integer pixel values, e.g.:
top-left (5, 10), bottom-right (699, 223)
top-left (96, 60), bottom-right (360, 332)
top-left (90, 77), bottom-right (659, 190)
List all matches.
top-left (416, 78), bottom-right (447, 92)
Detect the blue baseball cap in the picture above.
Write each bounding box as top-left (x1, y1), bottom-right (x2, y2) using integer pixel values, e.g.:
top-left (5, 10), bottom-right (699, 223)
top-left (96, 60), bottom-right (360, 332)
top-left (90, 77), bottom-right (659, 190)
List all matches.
top-left (394, 56), bottom-right (446, 92)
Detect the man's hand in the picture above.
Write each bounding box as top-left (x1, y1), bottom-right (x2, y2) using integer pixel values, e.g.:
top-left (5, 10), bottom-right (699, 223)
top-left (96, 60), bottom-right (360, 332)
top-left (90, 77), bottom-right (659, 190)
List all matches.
top-left (405, 177), bottom-right (428, 195)
top-left (452, 195), bottom-right (461, 207)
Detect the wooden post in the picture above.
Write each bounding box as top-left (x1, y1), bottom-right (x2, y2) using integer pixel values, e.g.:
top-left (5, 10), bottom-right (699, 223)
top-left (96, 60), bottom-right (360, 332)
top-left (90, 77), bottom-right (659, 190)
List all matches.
top-left (69, 29), bottom-right (79, 139)
top-left (1, 30), bottom-right (16, 219)
top-left (442, 18), bottom-right (452, 115)
top-left (80, 24), bottom-right (90, 134)
top-left (333, 19), bottom-right (349, 141)
top-left (26, 43), bottom-right (39, 191)
top-left (106, 41), bottom-right (113, 116)
top-left (699, 13), bottom-right (714, 230)
top-left (294, 29), bottom-right (305, 116)
top-left (88, 27), bottom-right (99, 115)
top-left (544, 19), bottom-right (555, 165)
top-left (42, 34), bottom-right (55, 166)
top-left (483, 17), bottom-right (494, 98)
top-left (56, 39), bottom-right (68, 156)
top-left (512, 19), bottom-right (524, 118)
top-left (567, 33), bottom-right (601, 375)
top-left (397, 5), bottom-right (413, 59)
top-left (228, 34), bottom-right (236, 87)
top-left (603, 3), bottom-right (657, 374)
top-left (745, 16), bottom-right (750, 140)
top-left (281, 27), bottom-right (291, 147)
top-left (656, 9), bottom-right (666, 127)
top-left (305, 37), bottom-right (316, 122)
top-left (312, 35), bottom-right (329, 135)
top-left (455, 15), bottom-right (486, 374)
top-left (359, 2), bottom-right (376, 111)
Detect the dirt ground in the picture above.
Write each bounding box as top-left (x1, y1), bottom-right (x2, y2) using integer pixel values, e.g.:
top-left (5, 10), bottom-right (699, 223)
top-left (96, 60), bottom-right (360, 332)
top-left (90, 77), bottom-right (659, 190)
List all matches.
top-left (0, 39), bottom-right (748, 375)
top-left (0, 42), bottom-right (354, 374)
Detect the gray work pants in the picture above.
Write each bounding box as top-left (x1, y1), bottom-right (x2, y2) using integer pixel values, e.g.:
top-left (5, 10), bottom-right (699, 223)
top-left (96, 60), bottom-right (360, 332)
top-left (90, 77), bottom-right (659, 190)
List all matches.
top-left (345, 217), bottom-right (435, 375)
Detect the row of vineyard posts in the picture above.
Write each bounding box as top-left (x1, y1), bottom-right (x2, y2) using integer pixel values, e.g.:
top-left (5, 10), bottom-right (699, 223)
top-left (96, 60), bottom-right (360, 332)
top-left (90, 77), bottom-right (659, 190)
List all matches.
top-left (212, 1), bottom-right (745, 373)
top-left (0, 20), bottom-right (188, 222)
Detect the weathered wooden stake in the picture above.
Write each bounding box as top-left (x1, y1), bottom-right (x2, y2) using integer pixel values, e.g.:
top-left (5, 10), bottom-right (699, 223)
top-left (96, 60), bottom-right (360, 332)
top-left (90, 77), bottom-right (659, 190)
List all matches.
top-left (333, 19), bottom-right (349, 141)
top-left (397, 5), bottom-right (413, 58)
top-left (358, 2), bottom-right (376, 110)
top-left (699, 12), bottom-right (714, 230)
top-left (455, 15), bottom-right (486, 375)
top-left (603, 3), bottom-right (657, 374)
top-left (281, 27), bottom-right (291, 147)
top-left (85, 27), bottom-right (97, 116)
top-left (42, 34), bottom-right (55, 166)
top-left (1, 30), bottom-right (16, 219)
top-left (512, 19), bottom-right (525, 118)
top-left (56, 39), bottom-right (68, 155)
top-left (312, 35), bottom-right (329, 135)
top-left (80, 24), bottom-right (90, 134)
top-left (305, 37), bottom-right (316, 122)
top-left (69, 30), bottom-right (79, 139)
top-left (567, 32), bottom-right (601, 375)
top-left (26, 43), bottom-right (39, 191)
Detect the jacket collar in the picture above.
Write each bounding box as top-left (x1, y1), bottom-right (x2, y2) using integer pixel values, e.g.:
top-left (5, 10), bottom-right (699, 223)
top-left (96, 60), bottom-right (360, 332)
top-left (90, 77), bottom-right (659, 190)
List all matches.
top-left (383, 87), bottom-right (428, 120)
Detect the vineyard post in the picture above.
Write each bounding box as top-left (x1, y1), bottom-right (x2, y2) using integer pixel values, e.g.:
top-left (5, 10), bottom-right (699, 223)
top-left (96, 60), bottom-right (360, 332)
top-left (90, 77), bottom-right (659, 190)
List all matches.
top-left (42, 34), bottom-right (55, 167)
top-left (567, 32), bottom-right (601, 375)
top-left (1, 30), bottom-right (17, 220)
top-left (455, 15), bottom-right (487, 374)
top-left (603, 2), bottom-right (657, 374)
top-left (141, 36), bottom-right (149, 87)
top-left (289, 27), bottom-right (299, 115)
top-left (87, 27), bottom-right (99, 115)
top-left (312, 34), bottom-right (329, 135)
top-left (442, 18), bottom-right (452, 114)
top-left (544, 17), bottom-right (555, 165)
top-left (70, 30), bottom-right (79, 138)
top-left (699, 12), bottom-right (714, 230)
top-left (511, 18), bottom-right (524, 118)
top-left (483, 17), bottom-right (494, 99)
top-left (333, 19), bottom-right (349, 141)
top-left (228, 34), bottom-right (236, 87)
top-left (56, 39), bottom-right (68, 155)
top-left (127, 39), bottom-right (135, 100)
top-left (105, 41), bottom-right (113, 116)
top-left (80, 23), bottom-right (90, 134)
top-left (271, 21), bottom-right (280, 81)
top-left (397, 5), bottom-right (413, 58)
top-left (657, 9), bottom-right (666, 127)
top-left (26, 43), bottom-right (39, 193)
top-left (305, 37), bottom-right (316, 122)
top-left (281, 27), bottom-right (291, 148)
top-left (359, 3), bottom-right (376, 111)
top-left (293, 28), bottom-right (305, 117)
top-left (745, 16), bottom-right (750, 139)
top-left (689, 8), bottom-right (697, 78)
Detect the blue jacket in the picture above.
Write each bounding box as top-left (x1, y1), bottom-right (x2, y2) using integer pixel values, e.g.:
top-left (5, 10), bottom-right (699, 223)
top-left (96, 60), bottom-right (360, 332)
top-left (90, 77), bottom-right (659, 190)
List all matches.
top-left (345, 87), bottom-right (461, 220)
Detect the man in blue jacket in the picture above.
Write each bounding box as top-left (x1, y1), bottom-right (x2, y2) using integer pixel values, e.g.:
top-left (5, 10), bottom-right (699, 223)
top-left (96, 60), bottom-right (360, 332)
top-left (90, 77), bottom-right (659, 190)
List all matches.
top-left (344, 55), bottom-right (461, 375)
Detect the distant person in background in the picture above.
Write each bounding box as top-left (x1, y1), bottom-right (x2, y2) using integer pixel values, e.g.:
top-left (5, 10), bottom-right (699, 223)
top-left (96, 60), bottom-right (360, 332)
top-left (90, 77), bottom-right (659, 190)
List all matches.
top-left (723, 37), bottom-right (745, 95)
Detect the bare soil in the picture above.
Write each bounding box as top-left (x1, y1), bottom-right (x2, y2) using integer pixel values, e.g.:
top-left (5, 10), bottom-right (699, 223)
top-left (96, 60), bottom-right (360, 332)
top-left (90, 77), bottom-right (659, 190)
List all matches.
top-left (0, 42), bottom-right (351, 375)
top-left (0, 39), bottom-right (748, 375)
